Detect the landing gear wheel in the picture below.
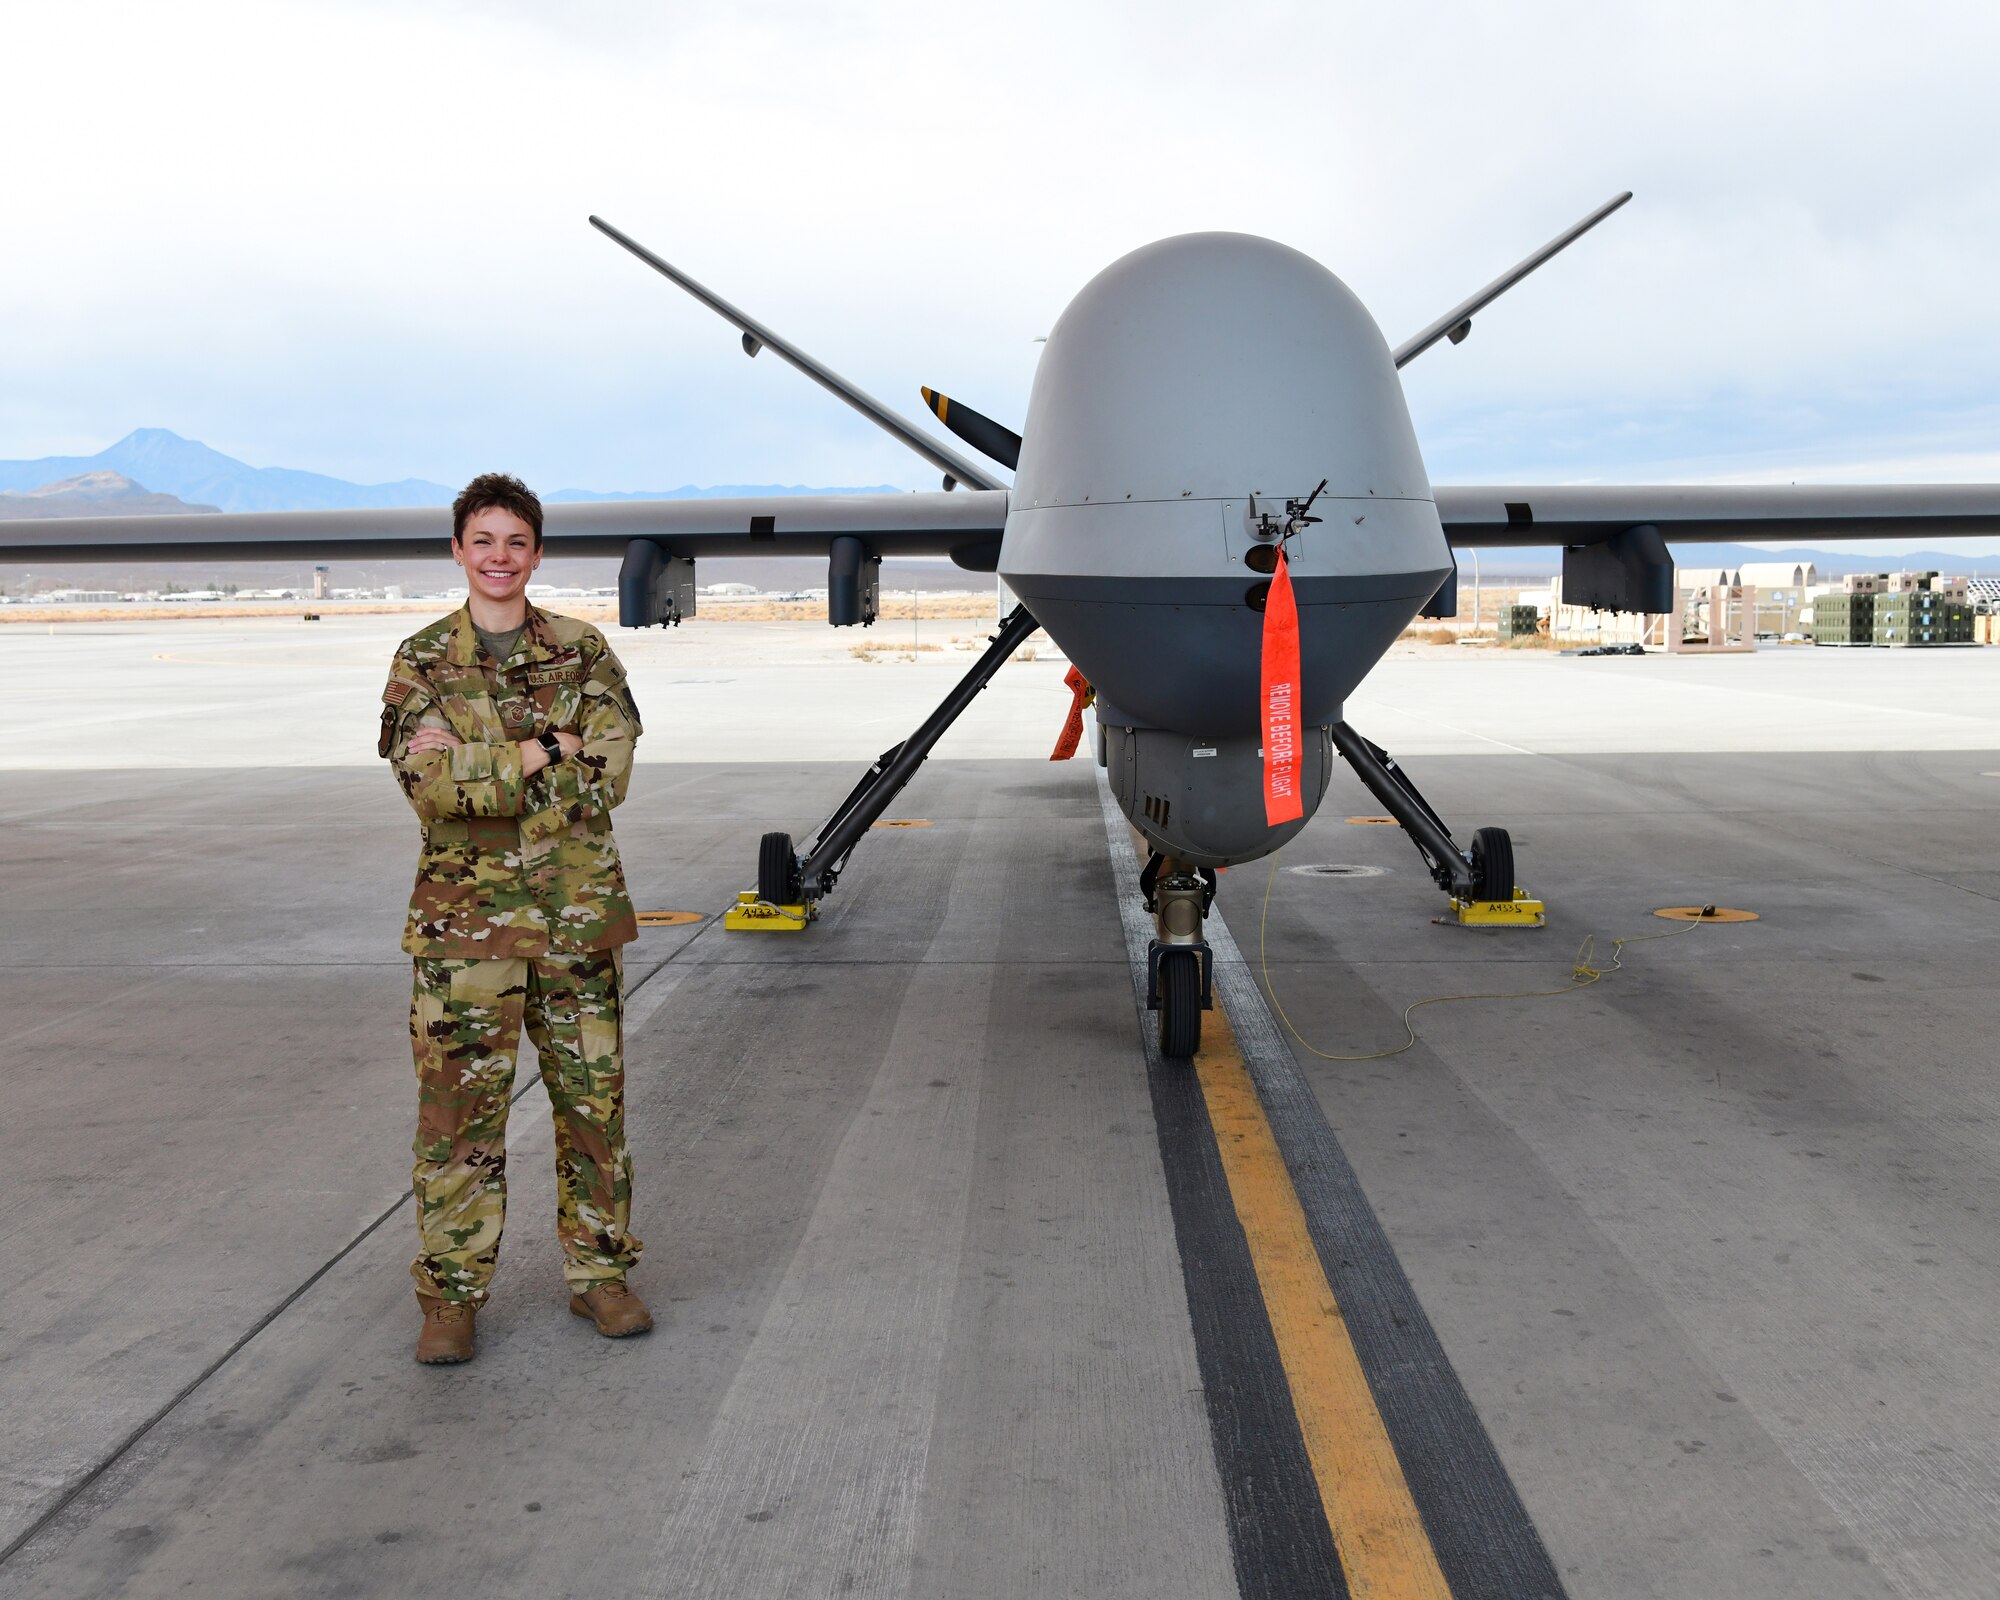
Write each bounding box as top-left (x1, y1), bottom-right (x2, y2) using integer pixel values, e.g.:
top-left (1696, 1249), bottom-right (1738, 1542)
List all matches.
top-left (1157, 951), bottom-right (1202, 1060)
top-left (1469, 826), bottom-right (1515, 902)
top-left (758, 831), bottom-right (800, 905)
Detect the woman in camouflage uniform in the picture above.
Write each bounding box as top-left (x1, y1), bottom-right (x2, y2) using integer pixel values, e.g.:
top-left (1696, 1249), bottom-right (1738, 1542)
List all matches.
top-left (380, 473), bottom-right (652, 1364)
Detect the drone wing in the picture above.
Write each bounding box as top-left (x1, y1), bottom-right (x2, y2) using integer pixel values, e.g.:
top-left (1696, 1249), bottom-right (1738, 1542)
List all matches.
top-left (0, 490), bottom-right (1008, 570)
top-left (1436, 483), bottom-right (2000, 547)
top-left (1434, 482), bottom-right (2000, 612)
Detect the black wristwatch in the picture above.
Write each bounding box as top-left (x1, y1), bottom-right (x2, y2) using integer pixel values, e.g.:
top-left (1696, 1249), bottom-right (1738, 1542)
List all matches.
top-left (535, 730), bottom-right (565, 765)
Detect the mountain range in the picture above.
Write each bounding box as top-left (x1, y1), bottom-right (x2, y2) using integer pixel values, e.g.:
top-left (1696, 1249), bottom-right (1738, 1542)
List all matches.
top-left (0, 470), bottom-right (218, 520)
top-left (0, 430), bottom-right (898, 514)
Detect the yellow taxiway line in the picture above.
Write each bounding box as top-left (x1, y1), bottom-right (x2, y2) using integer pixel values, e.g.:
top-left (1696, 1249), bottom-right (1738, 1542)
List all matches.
top-left (1194, 1000), bottom-right (1453, 1600)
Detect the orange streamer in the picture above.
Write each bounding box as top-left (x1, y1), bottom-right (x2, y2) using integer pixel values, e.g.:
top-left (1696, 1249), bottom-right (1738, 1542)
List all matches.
top-left (1051, 665), bottom-right (1092, 760)
top-left (1261, 549), bottom-right (1303, 825)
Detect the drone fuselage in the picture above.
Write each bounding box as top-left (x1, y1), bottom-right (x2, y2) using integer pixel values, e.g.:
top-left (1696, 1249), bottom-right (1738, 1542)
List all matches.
top-left (999, 232), bottom-right (1453, 867)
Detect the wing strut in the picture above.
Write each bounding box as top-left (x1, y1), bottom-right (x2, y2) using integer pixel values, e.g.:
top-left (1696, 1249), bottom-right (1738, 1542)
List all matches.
top-left (589, 216), bottom-right (1004, 492)
top-left (1390, 192), bottom-right (1632, 369)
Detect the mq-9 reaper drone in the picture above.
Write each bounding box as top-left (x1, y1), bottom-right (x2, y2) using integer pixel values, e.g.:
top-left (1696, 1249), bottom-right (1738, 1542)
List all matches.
top-left (12, 194), bottom-right (2000, 1057)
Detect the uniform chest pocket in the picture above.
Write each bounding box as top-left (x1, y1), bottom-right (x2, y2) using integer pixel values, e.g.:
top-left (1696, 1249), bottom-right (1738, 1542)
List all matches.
top-left (540, 682), bottom-right (584, 729)
top-left (428, 675), bottom-right (504, 741)
top-left (442, 699), bottom-right (495, 742)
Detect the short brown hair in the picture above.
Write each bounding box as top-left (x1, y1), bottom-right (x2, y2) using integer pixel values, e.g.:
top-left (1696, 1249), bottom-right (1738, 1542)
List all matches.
top-left (452, 472), bottom-right (543, 546)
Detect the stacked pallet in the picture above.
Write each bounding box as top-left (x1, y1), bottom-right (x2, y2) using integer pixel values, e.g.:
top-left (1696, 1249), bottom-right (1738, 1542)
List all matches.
top-left (1496, 604), bottom-right (1540, 640)
top-left (1810, 573), bottom-right (1981, 647)
top-left (1874, 590), bottom-right (1974, 647)
top-left (1810, 592), bottom-right (1874, 646)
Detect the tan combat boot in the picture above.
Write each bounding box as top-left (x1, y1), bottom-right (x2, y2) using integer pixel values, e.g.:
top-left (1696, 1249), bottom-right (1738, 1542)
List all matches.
top-left (569, 1281), bottom-right (654, 1337)
top-left (415, 1294), bottom-right (477, 1364)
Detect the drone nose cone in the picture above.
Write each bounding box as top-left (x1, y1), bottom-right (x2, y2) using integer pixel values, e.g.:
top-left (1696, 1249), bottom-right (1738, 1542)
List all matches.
top-left (998, 232), bottom-right (1451, 739)
top-left (1012, 231), bottom-right (1428, 507)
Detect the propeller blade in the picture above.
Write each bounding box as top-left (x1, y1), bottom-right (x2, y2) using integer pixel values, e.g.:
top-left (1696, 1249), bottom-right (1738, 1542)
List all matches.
top-left (920, 387), bottom-right (1023, 471)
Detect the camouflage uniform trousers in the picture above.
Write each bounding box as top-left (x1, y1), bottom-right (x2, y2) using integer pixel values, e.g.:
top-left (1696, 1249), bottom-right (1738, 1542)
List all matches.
top-left (408, 950), bottom-right (642, 1304)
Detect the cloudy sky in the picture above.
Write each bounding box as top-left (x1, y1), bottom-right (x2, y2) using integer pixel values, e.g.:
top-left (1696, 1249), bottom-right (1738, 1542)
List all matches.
top-left (7, 0), bottom-right (2000, 547)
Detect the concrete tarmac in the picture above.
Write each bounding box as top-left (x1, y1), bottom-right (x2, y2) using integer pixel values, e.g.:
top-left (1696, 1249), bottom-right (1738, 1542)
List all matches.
top-left (1, 617), bottom-right (1997, 1597)
top-left (5, 611), bottom-right (1997, 768)
top-left (1224, 747), bottom-right (2000, 1599)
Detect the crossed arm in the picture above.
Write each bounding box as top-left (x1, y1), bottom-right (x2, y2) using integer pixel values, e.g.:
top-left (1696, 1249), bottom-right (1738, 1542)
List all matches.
top-left (405, 724), bottom-right (581, 776)
top-left (390, 667), bottom-right (637, 834)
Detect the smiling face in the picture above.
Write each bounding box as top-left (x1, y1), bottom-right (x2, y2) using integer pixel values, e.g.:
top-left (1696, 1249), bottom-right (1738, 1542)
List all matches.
top-left (452, 505), bottom-right (542, 605)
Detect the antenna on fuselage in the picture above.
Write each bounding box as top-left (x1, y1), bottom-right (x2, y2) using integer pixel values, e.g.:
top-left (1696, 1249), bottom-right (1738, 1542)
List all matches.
top-left (1249, 478), bottom-right (1329, 550)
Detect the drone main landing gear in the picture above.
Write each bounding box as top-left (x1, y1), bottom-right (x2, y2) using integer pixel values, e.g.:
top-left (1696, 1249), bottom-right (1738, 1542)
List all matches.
top-left (1329, 720), bottom-right (1545, 928)
top-left (1142, 853), bottom-right (1216, 1059)
top-left (724, 603), bottom-right (1043, 932)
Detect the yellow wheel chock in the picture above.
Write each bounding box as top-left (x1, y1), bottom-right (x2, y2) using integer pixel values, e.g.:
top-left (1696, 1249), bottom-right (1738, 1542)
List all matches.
top-left (1446, 887), bottom-right (1547, 928)
top-left (722, 891), bottom-right (815, 932)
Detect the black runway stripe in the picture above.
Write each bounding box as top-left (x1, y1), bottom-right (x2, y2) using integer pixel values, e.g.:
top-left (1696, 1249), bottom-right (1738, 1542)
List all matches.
top-left (1101, 806), bottom-right (1345, 1596)
top-left (1099, 777), bottom-right (1567, 1599)
top-left (1144, 1038), bottom-right (1351, 1598)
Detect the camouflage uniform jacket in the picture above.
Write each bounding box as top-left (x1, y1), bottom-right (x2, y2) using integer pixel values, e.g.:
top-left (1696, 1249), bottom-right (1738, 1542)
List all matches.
top-left (381, 605), bottom-right (641, 959)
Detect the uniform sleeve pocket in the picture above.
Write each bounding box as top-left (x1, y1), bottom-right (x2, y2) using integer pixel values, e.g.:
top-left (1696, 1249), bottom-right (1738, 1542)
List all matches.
top-left (381, 677), bottom-right (435, 759)
top-left (582, 670), bottom-right (642, 738)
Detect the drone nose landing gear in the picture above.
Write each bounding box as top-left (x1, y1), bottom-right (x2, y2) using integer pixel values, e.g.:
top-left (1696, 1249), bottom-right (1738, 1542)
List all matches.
top-left (1328, 721), bottom-right (1545, 928)
top-left (1142, 853), bottom-right (1216, 1058)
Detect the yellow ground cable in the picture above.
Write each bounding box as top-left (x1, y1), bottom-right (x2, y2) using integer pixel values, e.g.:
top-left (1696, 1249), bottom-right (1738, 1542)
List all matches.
top-left (1257, 851), bottom-right (1706, 1063)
